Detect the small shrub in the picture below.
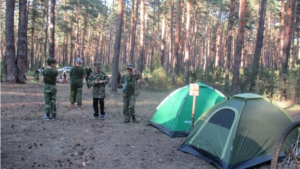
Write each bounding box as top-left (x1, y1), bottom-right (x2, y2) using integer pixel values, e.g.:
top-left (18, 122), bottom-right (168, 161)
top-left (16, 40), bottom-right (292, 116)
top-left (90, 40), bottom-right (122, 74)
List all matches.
top-left (286, 68), bottom-right (300, 101)
top-left (143, 67), bottom-right (175, 91)
top-left (254, 69), bottom-right (279, 99)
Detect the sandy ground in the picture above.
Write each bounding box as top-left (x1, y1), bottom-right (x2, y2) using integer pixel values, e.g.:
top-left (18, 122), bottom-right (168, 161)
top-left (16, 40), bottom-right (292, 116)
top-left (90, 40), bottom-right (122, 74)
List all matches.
top-left (1, 76), bottom-right (300, 169)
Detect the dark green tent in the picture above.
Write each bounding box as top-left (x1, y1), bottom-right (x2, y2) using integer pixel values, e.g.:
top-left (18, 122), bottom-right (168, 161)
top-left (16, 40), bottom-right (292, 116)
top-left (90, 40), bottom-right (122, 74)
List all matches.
top-left (149, 82), bottom-right (226, 138)
top-left (178, 93), bottom-right (294, 169)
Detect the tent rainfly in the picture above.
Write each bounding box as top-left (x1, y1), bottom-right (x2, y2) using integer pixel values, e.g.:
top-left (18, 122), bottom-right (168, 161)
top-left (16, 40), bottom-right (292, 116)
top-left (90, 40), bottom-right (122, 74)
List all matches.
top-left (178, 93), bottom-right (294, 169)
top-left (149, 82), bottom-right (226, 138)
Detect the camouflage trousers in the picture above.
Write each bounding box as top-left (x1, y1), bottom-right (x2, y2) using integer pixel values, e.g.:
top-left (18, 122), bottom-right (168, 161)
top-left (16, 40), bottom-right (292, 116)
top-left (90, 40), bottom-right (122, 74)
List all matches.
top-left (70, 86), bottom-right (83, 106)
top-left (123, 94), bottom-right (136, 122)
top-left (44, 85), bottom-right (57, 116)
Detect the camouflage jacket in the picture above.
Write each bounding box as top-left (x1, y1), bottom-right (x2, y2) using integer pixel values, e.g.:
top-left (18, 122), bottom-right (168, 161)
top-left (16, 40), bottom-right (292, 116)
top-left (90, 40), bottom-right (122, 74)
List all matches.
top-left (119, 71), bottom-right (141, 97)
top-left (42, 67), bottom-right (58, 92)
top-left (88, 71), bottom-right (110, 98)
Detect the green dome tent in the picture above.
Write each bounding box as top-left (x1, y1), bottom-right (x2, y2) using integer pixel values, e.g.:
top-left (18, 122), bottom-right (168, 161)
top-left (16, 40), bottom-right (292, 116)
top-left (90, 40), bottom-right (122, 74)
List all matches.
top-left (178, 93), bottom-right (294, 169)
top-left (149, 82), bottom-right (226, 138)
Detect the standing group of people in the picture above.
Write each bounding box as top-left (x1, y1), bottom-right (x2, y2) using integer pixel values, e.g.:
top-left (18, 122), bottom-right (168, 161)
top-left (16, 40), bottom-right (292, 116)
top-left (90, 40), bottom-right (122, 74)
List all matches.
top-left (41, 57), bottom-right (141, 123)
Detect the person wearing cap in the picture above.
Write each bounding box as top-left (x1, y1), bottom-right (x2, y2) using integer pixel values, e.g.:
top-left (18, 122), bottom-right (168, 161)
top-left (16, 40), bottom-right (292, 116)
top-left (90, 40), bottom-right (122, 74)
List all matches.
top-left (69, 58), bottom-right (86, 109)
top-left (85, 65), bottom-right (92, 88)
top-left (119, 63), bottom-right (141, 123)
top-left (42, 58), bottom-right (60, 120)
top-left (88, 62), bottom-right (110, 119)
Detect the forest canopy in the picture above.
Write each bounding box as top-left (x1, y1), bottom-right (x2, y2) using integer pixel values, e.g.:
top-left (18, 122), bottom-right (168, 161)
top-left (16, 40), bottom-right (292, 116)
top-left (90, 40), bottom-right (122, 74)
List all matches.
top-left (0, 0), bottom-right (299, 100)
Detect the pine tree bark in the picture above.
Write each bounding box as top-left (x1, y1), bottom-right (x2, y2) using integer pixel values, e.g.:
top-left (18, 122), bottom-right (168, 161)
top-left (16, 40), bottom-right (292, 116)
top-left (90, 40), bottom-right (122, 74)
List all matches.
top-left (160, 1), bottom-right (166, 68)
top-left (16, 0), bottom-right (29, 83)
top-left (70, 8), bottom-right (74, 65)
top-left (122, 1), bottom-right (128, 68)
top-left (5, 0), bottom-right (16, 82)
top-left (184, 0), bottom-right (191, 85)
top-left (49, 0), bottom-right (56, 58)
top-left (192, 6), bottom-right (199, 71)
top-left (81, 12), bottom-right (88, 63)
top-left (289, 0), bottom-right (298, 68)
top-left (166, 0), bottom-right (174, 73)
top-left (225, 0), bottom-right (236, 91)
top-left (129, 0), bottom-right (139, 64)
top-left (107, 0), bottom-right (115, 68)
top-left (202, 0), bottom-right (210, 71)
top-left (249, 0), bottom-right (267, 92)
top-left (111, 0), bottom-right (124, 92)
top-left (43, 0), bottom-right (49, 64)
top-left (231, 0), bottom-right (247, 95)
top-left (0, 0), bottom-right (2, 58)
top-left (279, 0), bottom-right (285, 66)
top-left (30, 0), bottom-right (37, 71)
top-left (280, 0), bottom-right (294, 99)
top-left (137, 0), bottom-right (145, 88)
top-left (215, 0), bottom-right (223, 67)
top-left (173, 0), bottom-right (182, 78)
top-left (150, 1), bottom-right (157, 71)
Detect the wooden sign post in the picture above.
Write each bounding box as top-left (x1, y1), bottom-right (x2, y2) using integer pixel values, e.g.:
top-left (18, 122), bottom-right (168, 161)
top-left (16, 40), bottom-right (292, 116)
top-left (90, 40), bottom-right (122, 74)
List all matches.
top-left (189, 83), bottom-right (199, 128)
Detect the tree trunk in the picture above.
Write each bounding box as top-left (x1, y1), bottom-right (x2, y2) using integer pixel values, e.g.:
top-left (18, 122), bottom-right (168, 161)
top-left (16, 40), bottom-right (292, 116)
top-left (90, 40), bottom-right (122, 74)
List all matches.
top-left (129, 0), bottom-right (139, 64)
top-left (81, 12), bottom-right (88, 62)
top-left (111, 0), bottom-right (124, 92)
top-left (184, 0), bottom-right (191, 85)
top-left (70, 8), bottom-right (74, 65)
top-left (289, 0), bottom-right (298, 69)
top-left (150, 1), bottom-right (157, 71)
top-left (137, 0), bottom-right (145, 88)
top-left (5, 0), bottom-right (16, 82)
top-left (122, 1), bottom-right (128, 68)
top-left (231, 0), bottom-right (247, 95)
top-left (279, 0), bottom-right (285, 67)
top-left (160, 1), bottom-right (166, 67)
top-left (215, 0), bottom-right (223, 67)
top-left (173, 0), bottom-right (182, 79)
top-left (249, 0), bottom-right (267, 92)
top-left (192, 6), bottom-right (199, 72)
top-left (297, 16), bottom-right (300, 61)
top-left (166, 0), bottom-right (174, 73)
top-left (75, 0), bottom-right (81, 59)
top-left (107, 0), bottom-right (115, 69)
top-left (281, 0), bottom-right (293, 73)
top-left (49, 0), bottom-right (55, 58)
top-left (16, 0), bottom-right (29, 83)
top-left (30, 0), bottom-right (37, 71)
top-left (280, 0), bottom-right (294, 99)
top-left (225, 0), bottom-right (236, 91)
top-left (43, 0), bottom-right (49, 64)
top-left (202, 0), bottom-right (210, 72)
top-left (0, 0), bottom-right (3, 58)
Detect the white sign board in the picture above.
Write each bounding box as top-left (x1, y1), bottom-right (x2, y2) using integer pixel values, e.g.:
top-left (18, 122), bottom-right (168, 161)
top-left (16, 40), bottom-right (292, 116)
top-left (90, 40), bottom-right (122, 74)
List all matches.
top-left (189, 83), bottom-right (199, 96)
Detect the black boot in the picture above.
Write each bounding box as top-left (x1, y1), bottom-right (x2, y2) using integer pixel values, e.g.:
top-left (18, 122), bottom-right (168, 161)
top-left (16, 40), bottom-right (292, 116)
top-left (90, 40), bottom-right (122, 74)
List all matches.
top-left (132, 116), bottom-right (139, 123)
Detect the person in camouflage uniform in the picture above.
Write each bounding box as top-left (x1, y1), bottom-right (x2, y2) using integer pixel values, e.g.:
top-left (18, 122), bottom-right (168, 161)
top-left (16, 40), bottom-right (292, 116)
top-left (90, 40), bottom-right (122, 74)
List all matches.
top-left (42, 58), bottom-right (59, 120)
top-left (119, 63), bottom-right (141, 123)
top-left (88, 62), bottom-right (110, 119)
top-left (85, 65), bottom-right (92, 88)
top-left (69, 58), bottom-right (86, 109)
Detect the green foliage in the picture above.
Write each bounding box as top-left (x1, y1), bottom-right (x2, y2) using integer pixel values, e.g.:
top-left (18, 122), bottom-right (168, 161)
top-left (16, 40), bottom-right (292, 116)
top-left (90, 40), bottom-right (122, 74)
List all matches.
top-left (143, 67), bottom-right (176, 92)
top-left (238, 67), bottom-right (251, 93)
top-left (1, 57), bottom-right (5, 75)
top-left (191, 65), bottom-right (226, 93)
top-left (252, 69), bottom-right (279, 98)
top-left (152, 53), bottom-right (161, 70)
top-left (286, 68), bottom-right (300, 101)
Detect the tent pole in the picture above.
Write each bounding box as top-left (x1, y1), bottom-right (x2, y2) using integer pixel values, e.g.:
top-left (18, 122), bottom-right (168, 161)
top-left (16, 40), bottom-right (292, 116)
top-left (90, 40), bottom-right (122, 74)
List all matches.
top-left (191, 95), bottom-right (197, 128)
